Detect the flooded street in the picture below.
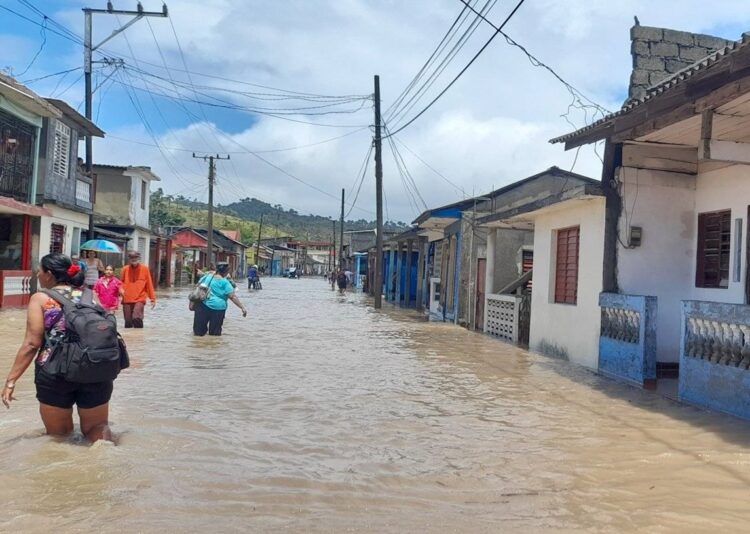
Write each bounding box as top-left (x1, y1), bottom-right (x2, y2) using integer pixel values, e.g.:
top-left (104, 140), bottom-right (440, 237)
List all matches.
top-left (1, 278), bottom-right (750, 532)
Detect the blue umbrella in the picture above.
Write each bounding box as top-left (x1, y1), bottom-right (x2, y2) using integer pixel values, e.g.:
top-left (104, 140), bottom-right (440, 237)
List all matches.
top-left (80, 239), bottom-right (122, 253)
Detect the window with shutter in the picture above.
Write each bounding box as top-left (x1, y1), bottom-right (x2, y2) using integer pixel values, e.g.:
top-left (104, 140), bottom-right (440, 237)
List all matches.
top-left (696, 210), bottom-right (731, 288)
top-left (52, 121), bottom-right (71, 178)
top-left (554, 226), bottom-right (579, 305)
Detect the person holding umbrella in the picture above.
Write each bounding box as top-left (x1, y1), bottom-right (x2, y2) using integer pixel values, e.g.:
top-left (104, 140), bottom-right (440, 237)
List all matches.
top-left (83, 250), bottom-right (104, 289)
top-left (120, 251), bottom-right (156, 328)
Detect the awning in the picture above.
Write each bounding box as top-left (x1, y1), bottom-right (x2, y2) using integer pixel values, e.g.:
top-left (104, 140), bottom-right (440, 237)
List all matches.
top-left (0, 196), bottom-right (51, 217)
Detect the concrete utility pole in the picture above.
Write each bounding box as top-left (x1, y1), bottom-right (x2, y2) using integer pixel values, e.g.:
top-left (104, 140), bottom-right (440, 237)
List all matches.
top-left (339, 188), bottom-right (345, 271)
top-left (373, 75), bottom-right (384, 309)
top-left (83, 2), bottom-right (168, 239)
top-left (193, 153), bottom-right (230, 267)
top-left (255, 213), bottom-right (264, 268)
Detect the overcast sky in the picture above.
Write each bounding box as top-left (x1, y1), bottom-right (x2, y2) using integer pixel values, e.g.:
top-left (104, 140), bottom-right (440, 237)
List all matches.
top-left (4, 1), bottom-right (750, 222)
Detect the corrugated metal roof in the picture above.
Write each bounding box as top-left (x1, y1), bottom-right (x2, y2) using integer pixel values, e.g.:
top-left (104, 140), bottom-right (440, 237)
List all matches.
top-left (550, 32), bottom-right (750, 145)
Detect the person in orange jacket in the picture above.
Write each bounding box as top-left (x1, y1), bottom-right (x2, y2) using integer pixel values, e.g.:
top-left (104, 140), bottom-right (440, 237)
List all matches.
top-left (120, 250), bottom-right (156, 328)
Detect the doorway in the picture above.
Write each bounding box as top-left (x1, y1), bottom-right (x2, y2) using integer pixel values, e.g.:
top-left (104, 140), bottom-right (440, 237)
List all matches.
top-left (475, 258), bottom-right (486, 331)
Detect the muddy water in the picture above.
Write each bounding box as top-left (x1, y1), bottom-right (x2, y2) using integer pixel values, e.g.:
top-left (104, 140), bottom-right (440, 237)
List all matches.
top-left (1, 278), bottom-right (750, 532)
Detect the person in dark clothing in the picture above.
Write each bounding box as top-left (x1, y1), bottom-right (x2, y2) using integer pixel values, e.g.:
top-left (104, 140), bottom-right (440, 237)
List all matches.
top-left (336, 270), bottom-right (348, 295)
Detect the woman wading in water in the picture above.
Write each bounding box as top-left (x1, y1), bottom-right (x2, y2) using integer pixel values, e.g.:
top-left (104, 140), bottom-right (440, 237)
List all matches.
top-left (2, 254), bottom-right (114, 443)
top-left (193, 262), bottom-right (247, 336)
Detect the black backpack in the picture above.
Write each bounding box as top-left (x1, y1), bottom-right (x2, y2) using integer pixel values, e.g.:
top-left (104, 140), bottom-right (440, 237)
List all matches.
top-left (41, 289), bottom-right (129, 383)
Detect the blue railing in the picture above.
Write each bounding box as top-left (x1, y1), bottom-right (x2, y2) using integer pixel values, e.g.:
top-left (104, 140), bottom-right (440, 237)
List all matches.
top-left (598, 293), bottom-right (657, 387)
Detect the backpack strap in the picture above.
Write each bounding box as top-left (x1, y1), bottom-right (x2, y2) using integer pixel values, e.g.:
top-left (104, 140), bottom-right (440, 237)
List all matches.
top-left (40, 288), bottom-right (75, 308)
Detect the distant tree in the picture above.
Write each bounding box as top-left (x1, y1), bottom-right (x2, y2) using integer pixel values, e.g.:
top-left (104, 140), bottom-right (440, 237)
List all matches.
top-left (150, 188), bottom-right (185, 229)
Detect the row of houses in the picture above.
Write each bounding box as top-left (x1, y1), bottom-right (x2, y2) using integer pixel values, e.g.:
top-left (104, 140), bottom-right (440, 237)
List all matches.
top-left (367, 23), bottom-right (750, 422)
top-left (0, 72), bottom-right (259, 304)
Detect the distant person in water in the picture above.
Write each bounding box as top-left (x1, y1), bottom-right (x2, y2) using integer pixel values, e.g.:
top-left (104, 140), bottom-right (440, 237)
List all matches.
top-left (247, 264), bottom-right (259, 289)
top-left (120, 251), bottom-right (156, 328)
top-left (193, 262), bottom-right (247, 336)
top-left (2, 253), bottom-right (113, 443)
top-left (336, 270), bottom-right (348, 295)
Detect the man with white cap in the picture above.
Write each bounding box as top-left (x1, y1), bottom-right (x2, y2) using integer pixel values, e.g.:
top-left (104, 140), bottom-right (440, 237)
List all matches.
top-left (120, 250), bottom-right (156, 328)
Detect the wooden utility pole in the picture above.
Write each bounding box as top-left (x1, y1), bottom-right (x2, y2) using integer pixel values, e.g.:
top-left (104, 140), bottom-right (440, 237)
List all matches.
top-left (193, 153), bottom-right (230, 267)
top-left (255, 214), bottom-right (264, 267)
top-left (339, 189), bottom-right (345, 271)
top-left (83, 3), bottom-right (168, 239)
top-left (332, 220), bottom-right (336, 272)
top-left (373, 75), bottom-right (384, 309)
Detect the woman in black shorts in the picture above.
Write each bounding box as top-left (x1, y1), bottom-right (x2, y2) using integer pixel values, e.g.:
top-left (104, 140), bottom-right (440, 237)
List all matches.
top-left (1, 253), bottom-right (114, 443)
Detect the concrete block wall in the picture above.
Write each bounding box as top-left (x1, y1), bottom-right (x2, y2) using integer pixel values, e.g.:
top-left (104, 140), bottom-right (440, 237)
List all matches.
top-left (628, 24), bottom-right (733, 102)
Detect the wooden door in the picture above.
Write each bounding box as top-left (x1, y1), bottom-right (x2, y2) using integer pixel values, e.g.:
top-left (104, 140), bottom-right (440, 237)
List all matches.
top-left (476, 258), bottom-right (486, 331)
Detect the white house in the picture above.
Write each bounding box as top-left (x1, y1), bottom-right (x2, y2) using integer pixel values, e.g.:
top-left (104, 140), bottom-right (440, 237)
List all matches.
top-left (92, 164), bottom-right (160, 266)
top-left (477, 182), bottom-right (606, 369)
top-left (550, 25), bottom-right (750, 418)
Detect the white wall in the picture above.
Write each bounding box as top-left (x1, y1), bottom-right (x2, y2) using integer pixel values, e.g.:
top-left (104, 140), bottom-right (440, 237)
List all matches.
top-left (529, 197), bottom-right (606, 370)
top-left (131, 228), bottom-right (151, 267)
top-left (129, 174), bottom-right (151, 229)
top-left (617, 166), bottom-right (696, 362)
top-left (616, 163), bottom-right (750, 362)
top-left (690, 164), bottom-right (750, 304)
top-left (38, 205), bottom-right (90, 259)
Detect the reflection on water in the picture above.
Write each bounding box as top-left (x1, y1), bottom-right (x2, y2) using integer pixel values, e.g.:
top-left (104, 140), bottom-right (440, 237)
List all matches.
top-left (1, 277), bottom-right (750, 532)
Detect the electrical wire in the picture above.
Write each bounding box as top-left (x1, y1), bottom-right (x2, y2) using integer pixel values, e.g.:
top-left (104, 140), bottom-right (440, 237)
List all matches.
top-left (392, 136), bottom-right (466, 197)
top-left (344, 144), bottom-right (374, 218)
top-left (387, 0), bottom-right (496, 128)
top-left (104, 127), bottom-right (369, 155)
top-left (16, 0), bottom-right (84, 44)
top-left (0, 5), bottom-right (83, 44)
top-left (384, 0), bottom-right (477, 118)
top-left (21, 66), bottom-right (81, 85)
top-left (460, 0), bottom-right (610, 117)
top-left (385, 0), bottom-right (527, 138)
top-left (15, 14), bottom-right (47, 77)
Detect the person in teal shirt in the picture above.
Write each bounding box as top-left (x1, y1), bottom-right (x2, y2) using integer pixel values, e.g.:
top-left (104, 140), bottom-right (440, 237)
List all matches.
top-left (192, 262), bottom-right (247, 336)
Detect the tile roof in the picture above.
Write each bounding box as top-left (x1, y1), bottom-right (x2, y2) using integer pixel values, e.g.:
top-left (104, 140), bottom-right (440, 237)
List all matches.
top-left (550, 32), bottom-right (750, 145)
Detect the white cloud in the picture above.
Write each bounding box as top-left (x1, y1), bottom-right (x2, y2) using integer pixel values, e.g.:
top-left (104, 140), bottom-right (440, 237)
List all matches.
top-left (17, 0), bottom-right (750, 221)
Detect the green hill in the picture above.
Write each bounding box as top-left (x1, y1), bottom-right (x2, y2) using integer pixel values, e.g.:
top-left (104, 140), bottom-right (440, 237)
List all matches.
top-left (151, 190), bottom-right (409, 242)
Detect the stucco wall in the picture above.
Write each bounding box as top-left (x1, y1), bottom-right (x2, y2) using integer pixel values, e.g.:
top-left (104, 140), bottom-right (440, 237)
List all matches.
top-left (529, 197), bottom-right (606, 370)
top-left (94, 168), bottom-right (131, 224)
top-left (690, 164), bottom-right (750, 304)
top-left (617, 166), bottom-right (696, 362)
top-left (37, 205), bottom-right (90, 259)
top-left (129, 173), bottom-right (151, 229)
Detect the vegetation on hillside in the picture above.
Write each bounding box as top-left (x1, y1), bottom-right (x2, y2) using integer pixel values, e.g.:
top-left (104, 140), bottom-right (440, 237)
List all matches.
top-left (151, 190), bottom-right (409, 242)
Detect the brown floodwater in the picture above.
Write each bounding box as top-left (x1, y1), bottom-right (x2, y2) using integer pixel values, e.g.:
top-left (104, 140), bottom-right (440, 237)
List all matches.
top-left (1, 277), bottom-right (750, 532)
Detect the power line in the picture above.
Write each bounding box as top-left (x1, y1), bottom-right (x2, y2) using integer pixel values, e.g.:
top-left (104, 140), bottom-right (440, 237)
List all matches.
top-left (344, 143), bottom-right (373, 218)
top-left (458, 0), bottom-right (610, 120)
top-left (16, 0), bottom-right (84, 44)
top-left (105, 127), bottom-right (369, 155)
top-left (0, 4), bottom-right (82, 44)
top-left (384, 0), bottom-right (477, 118)
top-left (387, 0), bottom-right (497, 127)
top-left (384, 0), bottom-right (527, 138)
top-left (15, 13), bottom-right (47, 77)
top-left (393, 136), bottom-right (466, 197)
top-left (21, 66), bottom-right (82, 84)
